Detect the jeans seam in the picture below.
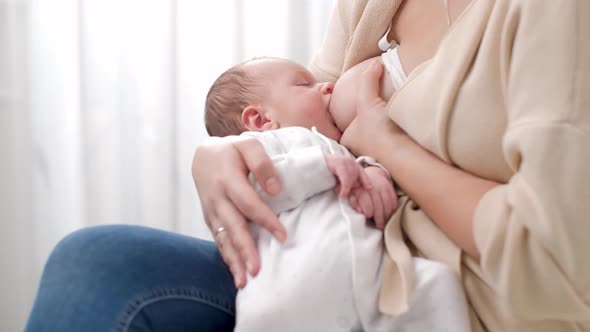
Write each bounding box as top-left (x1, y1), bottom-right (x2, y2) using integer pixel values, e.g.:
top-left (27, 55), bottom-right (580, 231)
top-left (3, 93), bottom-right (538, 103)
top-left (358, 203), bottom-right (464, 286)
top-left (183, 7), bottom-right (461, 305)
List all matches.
top-left (114, 287), bottom-right (235, 332)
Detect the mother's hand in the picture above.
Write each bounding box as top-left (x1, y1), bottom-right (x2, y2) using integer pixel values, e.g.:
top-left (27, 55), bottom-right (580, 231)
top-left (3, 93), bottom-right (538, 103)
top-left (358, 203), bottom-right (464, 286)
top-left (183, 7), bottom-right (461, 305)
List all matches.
top-left (340, 60), bottom-right (412, 160)
top-left (192, 136), bottom-right (287, 288)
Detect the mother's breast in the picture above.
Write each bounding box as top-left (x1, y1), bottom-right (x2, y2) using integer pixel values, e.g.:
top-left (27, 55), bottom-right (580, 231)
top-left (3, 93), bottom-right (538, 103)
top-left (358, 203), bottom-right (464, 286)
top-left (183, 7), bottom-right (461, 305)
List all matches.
top-left (446, 71), bottom-right (513, 184)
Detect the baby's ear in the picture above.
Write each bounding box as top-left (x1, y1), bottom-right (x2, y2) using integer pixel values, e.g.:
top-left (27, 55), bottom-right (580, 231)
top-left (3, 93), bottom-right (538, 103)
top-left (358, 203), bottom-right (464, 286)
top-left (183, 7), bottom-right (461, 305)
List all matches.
top-left (242, 105), bottom-right (273, 131)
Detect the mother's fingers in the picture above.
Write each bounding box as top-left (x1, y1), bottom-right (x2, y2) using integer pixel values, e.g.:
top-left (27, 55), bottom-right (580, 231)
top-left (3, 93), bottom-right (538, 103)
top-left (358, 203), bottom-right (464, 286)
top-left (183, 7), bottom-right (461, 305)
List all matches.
top-left (214, 228), bottom-right (246, 288)
top-left (192, 137), bottom-right (282, 287)
top-left (358, 60), bottom-right (386, 112)
top-left (225, 175), bottom-right (286, 242)
top-left (219, 197), bottom-right (261, 271)
top-left (212, 198), bottom-right (256, 288)
top-left (235, 139), bottom-right (282, 196)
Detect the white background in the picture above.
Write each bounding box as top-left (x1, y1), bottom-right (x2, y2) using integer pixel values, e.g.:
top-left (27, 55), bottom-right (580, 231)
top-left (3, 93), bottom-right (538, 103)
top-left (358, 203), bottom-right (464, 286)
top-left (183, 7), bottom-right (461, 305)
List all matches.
top-left (0, 0), bottom-right (334, 330)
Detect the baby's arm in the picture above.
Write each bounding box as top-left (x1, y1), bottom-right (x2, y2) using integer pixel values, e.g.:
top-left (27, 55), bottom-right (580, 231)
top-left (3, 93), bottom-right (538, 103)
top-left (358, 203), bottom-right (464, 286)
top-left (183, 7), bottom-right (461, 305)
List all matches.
top-left (246, 145), bottom-right (335, 215)
top-left (242, 128), bottom-right (370, 215)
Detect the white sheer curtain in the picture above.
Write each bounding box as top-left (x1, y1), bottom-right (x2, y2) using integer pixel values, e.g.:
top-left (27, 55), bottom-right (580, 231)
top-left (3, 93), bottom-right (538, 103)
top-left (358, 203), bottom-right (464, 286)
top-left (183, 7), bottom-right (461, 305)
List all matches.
top-left (0, 0), bottom-right (334, 330)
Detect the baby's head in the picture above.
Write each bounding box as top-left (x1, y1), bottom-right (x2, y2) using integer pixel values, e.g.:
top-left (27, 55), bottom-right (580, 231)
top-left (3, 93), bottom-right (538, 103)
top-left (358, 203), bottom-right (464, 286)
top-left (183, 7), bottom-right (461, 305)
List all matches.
top-left (205, 57), bottom-right (342, 141)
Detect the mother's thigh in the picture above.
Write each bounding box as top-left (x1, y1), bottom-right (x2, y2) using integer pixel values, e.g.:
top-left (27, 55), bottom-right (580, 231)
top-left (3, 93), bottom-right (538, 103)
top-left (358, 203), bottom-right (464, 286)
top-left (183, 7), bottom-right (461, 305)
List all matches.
top-left (25, 225), bottom-right (237, 332)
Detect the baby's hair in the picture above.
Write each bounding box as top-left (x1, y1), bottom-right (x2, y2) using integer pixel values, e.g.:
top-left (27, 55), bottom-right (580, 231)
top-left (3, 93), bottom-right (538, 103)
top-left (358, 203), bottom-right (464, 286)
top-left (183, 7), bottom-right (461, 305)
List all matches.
top-left (205, 57), bottom-right (271, 137)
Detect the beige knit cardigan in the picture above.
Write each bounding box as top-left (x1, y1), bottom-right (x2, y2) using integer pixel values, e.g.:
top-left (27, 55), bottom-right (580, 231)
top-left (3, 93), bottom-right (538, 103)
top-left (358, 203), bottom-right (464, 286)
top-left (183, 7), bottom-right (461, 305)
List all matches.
top-left (310, 0), bottom-right (590, 331)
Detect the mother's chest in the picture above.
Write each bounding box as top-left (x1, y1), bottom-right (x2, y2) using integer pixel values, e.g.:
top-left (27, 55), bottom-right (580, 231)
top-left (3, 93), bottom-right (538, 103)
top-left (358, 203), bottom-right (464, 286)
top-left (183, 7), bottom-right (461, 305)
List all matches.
top-left (390, 67), bottom-right (513, 183)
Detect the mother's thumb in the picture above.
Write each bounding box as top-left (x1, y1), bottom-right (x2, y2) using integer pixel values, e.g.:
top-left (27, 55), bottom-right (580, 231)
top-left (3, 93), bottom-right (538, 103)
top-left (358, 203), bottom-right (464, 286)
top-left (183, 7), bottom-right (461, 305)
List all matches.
top-left (359, 60), bottom-right (385, 109)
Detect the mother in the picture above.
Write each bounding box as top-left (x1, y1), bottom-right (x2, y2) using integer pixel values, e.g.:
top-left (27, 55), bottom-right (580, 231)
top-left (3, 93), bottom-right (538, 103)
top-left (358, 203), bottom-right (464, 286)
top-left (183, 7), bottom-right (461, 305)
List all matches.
top-left (25, 0), bottom-right (590, 331)
top-left (194, 0), bottom-right (590, 331)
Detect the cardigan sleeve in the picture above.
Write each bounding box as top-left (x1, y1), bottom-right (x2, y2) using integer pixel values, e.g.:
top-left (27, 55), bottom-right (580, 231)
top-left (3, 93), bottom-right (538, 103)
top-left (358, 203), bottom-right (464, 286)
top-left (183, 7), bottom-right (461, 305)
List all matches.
top-left (473, 0), bottom-right (590, 321)
top-left (308, 0), bottom-right (351, 83)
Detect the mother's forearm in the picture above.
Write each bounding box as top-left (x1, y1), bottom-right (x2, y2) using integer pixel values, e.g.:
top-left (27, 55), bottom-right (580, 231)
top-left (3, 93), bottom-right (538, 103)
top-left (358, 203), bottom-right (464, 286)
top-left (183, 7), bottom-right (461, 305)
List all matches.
top-left (376, 136), bottom-right (499, 261)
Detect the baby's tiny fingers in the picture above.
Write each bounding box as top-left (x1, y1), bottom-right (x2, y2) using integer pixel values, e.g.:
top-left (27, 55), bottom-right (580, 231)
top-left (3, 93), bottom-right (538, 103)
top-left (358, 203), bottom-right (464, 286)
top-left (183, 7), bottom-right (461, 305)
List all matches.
top-left (371, 190), bottom-right (385, 229)
top-left (357, 190), bottom-right (374, 218)
top-left (359, 168), bottom-right (373, 191)
top-left (338, 169), bottom-right (354, 197)
top-left (349, 195), bottom-right (359, 211)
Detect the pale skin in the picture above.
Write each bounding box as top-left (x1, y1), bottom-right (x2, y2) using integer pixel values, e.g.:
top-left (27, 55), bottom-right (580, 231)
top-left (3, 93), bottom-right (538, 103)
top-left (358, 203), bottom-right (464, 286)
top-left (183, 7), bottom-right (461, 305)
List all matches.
top-left (239, 58), bottom-right (397, 227)
top-left (193, 0), bottom-right (494, 287)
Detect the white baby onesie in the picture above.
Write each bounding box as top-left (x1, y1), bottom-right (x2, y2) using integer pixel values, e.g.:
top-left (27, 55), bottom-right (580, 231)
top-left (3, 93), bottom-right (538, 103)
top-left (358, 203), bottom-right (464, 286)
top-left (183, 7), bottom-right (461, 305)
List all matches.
top-left (233, 127), bottom-right (471, 332)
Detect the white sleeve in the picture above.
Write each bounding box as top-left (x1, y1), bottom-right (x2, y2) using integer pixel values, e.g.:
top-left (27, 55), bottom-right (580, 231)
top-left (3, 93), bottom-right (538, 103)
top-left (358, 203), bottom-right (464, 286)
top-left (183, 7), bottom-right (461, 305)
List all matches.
top-left (242, 130), bottom-right (337, 215)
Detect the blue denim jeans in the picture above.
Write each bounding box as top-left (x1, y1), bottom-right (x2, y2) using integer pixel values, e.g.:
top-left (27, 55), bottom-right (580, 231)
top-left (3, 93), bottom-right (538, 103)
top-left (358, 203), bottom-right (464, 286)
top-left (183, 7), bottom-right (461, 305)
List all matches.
top-left (25, 225), bottom-right (237, 332)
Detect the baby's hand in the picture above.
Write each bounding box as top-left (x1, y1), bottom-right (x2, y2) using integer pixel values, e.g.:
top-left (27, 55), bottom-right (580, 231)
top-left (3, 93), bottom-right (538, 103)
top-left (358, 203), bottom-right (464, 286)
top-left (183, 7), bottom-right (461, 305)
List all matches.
top-left (324, 154), bottom-right (373, 198)
top-left (348, 166), bottom-right (397, 230)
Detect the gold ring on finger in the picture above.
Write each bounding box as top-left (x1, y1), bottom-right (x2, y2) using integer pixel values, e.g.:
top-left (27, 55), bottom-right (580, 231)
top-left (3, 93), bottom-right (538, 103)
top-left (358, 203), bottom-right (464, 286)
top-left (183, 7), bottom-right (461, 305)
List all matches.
top-left (214, 226), bottom-right (226, 237)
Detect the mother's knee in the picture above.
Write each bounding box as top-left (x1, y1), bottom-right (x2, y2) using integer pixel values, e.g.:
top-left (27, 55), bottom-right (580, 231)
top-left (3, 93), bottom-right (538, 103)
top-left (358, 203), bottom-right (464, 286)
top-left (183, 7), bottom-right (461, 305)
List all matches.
top-left (44, 225), bottom-right (155, 280)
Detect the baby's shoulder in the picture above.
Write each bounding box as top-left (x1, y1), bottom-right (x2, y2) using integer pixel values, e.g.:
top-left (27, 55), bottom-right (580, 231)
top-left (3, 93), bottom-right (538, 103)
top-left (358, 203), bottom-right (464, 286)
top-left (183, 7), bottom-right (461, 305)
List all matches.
top-left (241, 127), bottom-right (351, 156)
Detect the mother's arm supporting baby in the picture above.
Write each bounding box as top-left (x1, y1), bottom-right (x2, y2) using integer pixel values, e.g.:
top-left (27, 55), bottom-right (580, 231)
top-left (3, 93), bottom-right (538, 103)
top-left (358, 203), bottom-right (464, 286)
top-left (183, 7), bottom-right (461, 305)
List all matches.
top-left (192, 135), bottom-right (287, 287)
top-left (340, 60), bottom-right (499, 261)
